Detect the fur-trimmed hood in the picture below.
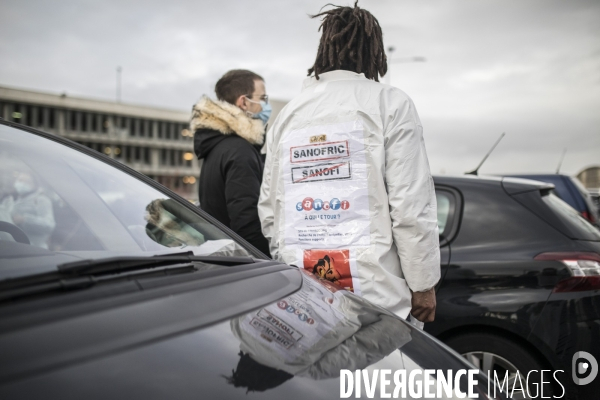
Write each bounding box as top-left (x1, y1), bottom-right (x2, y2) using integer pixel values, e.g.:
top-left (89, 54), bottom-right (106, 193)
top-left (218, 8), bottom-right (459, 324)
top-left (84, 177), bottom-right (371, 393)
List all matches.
top-left (190, 96), bottom-right (265, 146)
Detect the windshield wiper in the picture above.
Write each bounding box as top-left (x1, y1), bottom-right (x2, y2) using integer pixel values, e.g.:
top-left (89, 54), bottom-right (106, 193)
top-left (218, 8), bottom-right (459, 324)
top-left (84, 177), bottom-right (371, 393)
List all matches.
top-left (0, 264), bottom-right (195, 304)
top-left (58, 252), bottom-right (254, 275)
top-left (0, 253), bottom-right (255, 302)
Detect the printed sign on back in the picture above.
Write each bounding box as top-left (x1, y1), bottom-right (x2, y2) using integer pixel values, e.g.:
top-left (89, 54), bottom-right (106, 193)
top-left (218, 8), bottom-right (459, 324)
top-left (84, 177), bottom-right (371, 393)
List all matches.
top-left (280, 121), bottom-right (369, 295)
top-left (281, 120), bottom-right (370, 250)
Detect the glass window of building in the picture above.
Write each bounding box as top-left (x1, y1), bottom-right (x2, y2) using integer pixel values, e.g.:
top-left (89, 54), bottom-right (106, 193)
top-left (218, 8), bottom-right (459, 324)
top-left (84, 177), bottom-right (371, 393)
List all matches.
top-left (36, 107), bottom-right (44, 128)
top-left (91, 113), bottom-right (98, 132)
top-left (102, 116), bottom-right (110, 133)
top-left (81, 112), bottom-right (88, 132)
top-left (49, 108), bottom-right (56, 129)
top-left (143, 119), bottom-right (150, 138)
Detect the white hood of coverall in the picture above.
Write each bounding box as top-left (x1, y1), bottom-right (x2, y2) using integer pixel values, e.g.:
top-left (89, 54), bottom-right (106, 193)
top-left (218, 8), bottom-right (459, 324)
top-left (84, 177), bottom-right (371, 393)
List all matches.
top-left (258, 70), bottom-right (440, 318)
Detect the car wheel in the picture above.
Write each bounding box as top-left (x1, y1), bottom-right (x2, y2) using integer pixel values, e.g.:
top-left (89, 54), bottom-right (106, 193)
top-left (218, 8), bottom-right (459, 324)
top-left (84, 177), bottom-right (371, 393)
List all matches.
top-left (445, 332), bottom-right (553, 399)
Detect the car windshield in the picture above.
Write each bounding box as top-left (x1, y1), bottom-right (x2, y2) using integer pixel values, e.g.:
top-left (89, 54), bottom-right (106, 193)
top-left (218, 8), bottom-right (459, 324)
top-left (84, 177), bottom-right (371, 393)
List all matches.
top-left (0, 124), bottom-right (258, 279)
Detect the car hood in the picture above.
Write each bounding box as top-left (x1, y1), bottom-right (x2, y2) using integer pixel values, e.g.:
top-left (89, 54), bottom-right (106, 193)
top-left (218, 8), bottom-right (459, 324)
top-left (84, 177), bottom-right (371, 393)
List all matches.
top-left (0, 269), bottom-right (495, 399)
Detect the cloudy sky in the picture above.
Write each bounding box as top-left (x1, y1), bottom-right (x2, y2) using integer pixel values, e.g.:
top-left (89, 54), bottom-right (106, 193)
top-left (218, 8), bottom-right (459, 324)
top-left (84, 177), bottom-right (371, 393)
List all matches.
top-left (1, 0), bottom-right (598, 176)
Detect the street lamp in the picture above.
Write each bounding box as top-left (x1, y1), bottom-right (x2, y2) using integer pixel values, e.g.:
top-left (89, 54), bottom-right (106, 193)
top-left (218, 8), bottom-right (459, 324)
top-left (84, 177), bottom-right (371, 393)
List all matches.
top-left (384, 46), bottom-right (426, 85)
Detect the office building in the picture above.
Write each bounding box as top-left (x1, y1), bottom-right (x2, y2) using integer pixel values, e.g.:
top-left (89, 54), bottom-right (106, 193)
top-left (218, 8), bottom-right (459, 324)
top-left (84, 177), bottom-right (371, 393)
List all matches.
top-left (0, 86), bottom-right (285, 202)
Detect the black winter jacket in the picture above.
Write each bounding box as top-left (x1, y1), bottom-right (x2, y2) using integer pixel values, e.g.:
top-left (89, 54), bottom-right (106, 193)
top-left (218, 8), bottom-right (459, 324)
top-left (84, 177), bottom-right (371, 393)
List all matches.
top-left (191, 96), bottom-right (270, 257)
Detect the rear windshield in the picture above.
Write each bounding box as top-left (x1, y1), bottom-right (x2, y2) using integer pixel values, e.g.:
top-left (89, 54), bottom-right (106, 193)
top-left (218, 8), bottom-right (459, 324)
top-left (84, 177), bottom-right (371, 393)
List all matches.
top-left (542, 193), bottom-right (600, 241)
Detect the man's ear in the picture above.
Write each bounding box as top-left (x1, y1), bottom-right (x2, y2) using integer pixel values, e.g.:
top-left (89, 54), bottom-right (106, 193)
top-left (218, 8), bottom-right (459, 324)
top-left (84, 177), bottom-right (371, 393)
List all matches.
top-left (235, 95), bottom-right (247, 110)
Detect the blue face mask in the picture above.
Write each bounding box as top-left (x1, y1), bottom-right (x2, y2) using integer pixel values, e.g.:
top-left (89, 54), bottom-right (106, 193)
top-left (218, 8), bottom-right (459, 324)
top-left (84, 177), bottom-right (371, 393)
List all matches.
top-left (246, 98), bottom-right (272, 125)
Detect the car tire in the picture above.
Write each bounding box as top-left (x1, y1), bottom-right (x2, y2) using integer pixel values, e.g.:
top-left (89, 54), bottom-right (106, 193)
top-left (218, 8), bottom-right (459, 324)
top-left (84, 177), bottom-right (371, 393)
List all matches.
top-left (444, 332), bottom-right (556, 399)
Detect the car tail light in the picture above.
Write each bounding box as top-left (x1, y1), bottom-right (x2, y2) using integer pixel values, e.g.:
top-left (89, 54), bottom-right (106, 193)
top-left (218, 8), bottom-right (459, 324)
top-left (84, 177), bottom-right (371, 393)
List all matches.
top-left (581, 210), bottom-right (596, 224)
top-left (534, 252), bottom-right (600, 292)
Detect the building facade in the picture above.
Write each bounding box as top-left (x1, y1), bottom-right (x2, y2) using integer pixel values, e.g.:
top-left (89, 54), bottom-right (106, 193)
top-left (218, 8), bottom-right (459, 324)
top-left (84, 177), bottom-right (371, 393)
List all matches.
top-left (0, 86), bottom-right (286, 202)
top-left (577, 166), bottom-right (600, 189)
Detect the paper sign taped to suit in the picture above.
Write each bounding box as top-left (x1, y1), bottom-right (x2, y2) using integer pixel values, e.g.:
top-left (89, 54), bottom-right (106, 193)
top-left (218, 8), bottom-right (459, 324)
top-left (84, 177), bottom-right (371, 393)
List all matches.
top-left (281, 121), bottom-right (370, 248)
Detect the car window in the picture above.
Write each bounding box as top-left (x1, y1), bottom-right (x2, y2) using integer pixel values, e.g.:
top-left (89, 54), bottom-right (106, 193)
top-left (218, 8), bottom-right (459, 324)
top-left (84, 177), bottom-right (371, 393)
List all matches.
top-left (0, 124), bottom-right (258, 275)
top-left (0, 154), bottom-right (103, 252)
top-left (434, 188), bottom-right (459, 245)
top-left (436, 191), bottom-right (451, 233)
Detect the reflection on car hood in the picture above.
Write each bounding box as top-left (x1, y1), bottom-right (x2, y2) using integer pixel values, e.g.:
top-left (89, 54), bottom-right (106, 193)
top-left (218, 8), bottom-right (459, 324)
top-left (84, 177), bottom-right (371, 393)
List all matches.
top-left (230, 270), bottom-right (409, 381)
top-left (0, 269), bottom-right (493, 399)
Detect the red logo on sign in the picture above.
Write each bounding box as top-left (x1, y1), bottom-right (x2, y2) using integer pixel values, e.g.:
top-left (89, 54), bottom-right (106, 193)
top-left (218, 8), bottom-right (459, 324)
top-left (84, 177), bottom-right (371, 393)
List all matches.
top-left (341, 200), bottom-right (350, 210)
top-left (302, 197), bottom-right (314, 211)
top-left (322, 201), bottom-right (330, 210)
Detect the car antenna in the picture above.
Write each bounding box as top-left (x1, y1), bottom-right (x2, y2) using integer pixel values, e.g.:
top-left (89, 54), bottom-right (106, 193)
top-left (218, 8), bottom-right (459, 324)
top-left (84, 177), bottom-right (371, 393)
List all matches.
top-left (555, 148), bottom-right (567, 174)
top-left (465, 132), bottom-right (505, 176)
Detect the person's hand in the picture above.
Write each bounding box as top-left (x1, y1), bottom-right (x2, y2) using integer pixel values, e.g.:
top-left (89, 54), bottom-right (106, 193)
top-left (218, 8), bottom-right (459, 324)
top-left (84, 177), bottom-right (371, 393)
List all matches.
top-left (410, 287), bottom-right (436, 323)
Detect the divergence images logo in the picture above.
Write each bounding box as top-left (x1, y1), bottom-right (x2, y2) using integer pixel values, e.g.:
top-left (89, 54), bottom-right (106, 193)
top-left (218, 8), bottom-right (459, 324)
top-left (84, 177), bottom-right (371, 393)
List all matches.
top-left (573, 351), bottom-right (598, 386)
top-left (296, 197), bottom-right (350, 212)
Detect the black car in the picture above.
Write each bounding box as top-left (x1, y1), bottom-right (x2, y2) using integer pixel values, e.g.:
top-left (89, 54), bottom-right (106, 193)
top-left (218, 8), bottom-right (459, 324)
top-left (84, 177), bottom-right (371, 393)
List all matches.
top-left (429, 175), bottom-right (600, 398)
top-left (504, 174), bottom-right (599, 226)
top-left (0, 120), bottom-right (500, 399)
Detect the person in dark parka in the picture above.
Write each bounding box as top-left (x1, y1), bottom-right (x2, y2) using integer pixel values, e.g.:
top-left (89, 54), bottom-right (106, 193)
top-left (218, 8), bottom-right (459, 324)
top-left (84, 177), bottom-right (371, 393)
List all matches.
top-left (191, 70), bottom-right (271, 256)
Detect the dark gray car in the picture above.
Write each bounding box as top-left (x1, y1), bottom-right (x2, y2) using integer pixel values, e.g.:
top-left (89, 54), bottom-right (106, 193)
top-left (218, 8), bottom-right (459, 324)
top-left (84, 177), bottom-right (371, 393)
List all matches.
top-left (0, 120), bottom-right (499, 399)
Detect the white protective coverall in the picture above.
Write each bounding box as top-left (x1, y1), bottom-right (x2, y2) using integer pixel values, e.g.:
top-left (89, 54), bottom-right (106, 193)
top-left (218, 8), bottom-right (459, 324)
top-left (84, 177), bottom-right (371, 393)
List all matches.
top-left (258, 70), bottom-right (440, 318)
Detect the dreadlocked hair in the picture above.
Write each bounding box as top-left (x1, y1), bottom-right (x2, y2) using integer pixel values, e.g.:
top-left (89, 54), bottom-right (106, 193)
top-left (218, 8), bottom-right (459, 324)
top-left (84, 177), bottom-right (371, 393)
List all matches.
top-left (308, 1), bottom-right (387, 81)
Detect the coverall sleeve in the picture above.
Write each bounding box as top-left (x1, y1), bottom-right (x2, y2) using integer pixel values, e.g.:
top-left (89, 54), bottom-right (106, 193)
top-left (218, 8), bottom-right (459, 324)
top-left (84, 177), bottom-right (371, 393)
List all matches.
top-left (383, 96), bottom-right (440, 292)
top-left (258, 125), bottom-right (279, 260)
top-left (223, 147), bottom-right (271, 257)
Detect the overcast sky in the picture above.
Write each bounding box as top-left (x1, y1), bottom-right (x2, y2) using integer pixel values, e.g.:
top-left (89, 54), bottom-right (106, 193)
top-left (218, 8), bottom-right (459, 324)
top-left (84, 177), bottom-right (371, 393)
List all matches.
top-left (1, 0), bottom-right (598, 176)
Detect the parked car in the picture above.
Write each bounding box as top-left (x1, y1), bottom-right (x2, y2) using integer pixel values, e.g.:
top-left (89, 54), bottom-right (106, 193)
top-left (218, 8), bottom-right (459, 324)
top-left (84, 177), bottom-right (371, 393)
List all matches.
top-left (504, 174), bottom-right (599, 226)
top-left (429, 174), bottom-right (600, 398)
top-left (0, 120), bottom-right (498, 399)
top-left (589, 188), bottom-right (600, 216)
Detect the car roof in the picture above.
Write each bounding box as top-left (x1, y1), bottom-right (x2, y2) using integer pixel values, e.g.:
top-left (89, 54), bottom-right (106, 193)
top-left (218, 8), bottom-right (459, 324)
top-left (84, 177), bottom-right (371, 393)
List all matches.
top-left (433, 174), bottom-right (502, 185)
top-left (505, 173), bottom-right (569, 179)
top-left (433, 174), bottom-right (555, 195)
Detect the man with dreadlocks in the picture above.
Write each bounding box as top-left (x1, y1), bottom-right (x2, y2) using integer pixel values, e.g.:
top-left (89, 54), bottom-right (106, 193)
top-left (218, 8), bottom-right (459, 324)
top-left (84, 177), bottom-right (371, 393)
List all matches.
top-left (258, 2), bottom-right (440, 324)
